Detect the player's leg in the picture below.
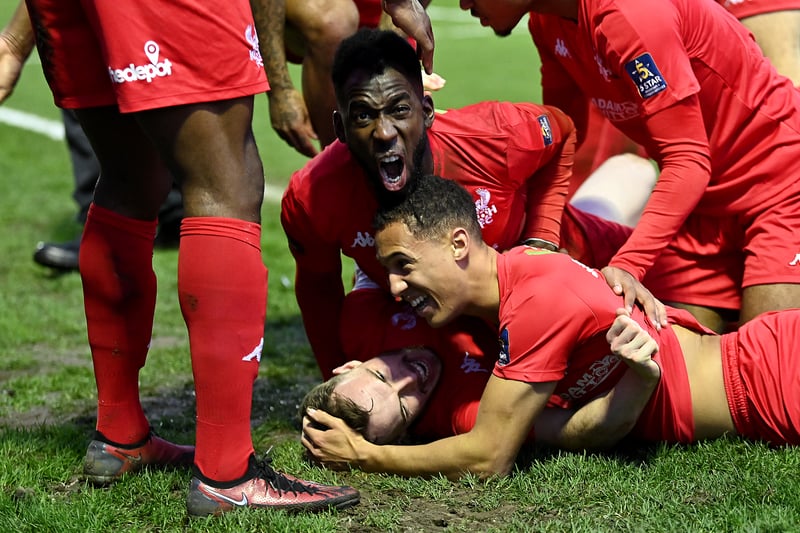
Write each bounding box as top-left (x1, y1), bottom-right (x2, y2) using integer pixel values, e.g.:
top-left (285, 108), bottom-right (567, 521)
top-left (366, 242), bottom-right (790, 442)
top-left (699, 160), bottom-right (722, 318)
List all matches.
top-left (739, 192), bottom-right (800, 325)
top-left (73, 106), bottom-right (194, 484)
top-left (740, 10), bottom-right (800, 86)
top-left (286, 0), bottom-right (360, 147)
top-left (663, 302), bottom-right (732, 334)
top-left (570, 153), bottom-right (657, 227)
top-left (137, 97), bottom-right (358, 515)
top-left (135, 96), bottom-right (264, 480)
top-left (740, 284), bottom-right (800, 324)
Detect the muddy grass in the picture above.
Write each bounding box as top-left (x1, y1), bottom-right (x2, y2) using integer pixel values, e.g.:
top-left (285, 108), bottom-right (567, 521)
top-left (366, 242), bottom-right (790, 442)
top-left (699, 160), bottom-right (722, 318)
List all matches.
top-left (2, 350), bottom-right (536, 532)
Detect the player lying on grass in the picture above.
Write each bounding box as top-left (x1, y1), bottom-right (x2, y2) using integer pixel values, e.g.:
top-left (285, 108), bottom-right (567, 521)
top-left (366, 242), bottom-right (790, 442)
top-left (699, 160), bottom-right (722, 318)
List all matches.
top-left (300, 174), bottom-right (800, 479)
top-left (300, 314), bottom-right (660, 450)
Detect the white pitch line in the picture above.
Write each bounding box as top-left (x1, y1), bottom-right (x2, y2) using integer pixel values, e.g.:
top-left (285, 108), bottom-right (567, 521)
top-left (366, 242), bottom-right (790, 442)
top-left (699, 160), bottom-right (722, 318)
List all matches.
top-left (0, 107), bottom-right (64, 141)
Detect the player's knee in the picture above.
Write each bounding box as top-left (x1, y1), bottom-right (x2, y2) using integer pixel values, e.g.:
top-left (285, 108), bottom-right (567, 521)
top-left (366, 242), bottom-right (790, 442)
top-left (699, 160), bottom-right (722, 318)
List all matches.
top-left (296, 2), bottom-right (359, 47)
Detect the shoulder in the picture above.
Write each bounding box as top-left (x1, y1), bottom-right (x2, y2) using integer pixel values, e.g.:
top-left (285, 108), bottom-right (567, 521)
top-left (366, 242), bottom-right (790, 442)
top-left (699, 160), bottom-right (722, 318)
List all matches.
top-left (282, 142), bottom-right (373, 236)
top-left (285, 142), bottom-right (363, 204)
top-left (432, 101), bottom-right (559, 140)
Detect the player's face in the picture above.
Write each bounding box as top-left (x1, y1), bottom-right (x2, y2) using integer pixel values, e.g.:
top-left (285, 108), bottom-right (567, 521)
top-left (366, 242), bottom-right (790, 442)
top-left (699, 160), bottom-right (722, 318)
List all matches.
top-left (336, 67), bottom-right (435, 197)
top-left (459, 0), bottom-right (530, 37)
top-left (334, 348), bottom-right (442, 444)
top-left (376, 222), bottom-right (467, 328)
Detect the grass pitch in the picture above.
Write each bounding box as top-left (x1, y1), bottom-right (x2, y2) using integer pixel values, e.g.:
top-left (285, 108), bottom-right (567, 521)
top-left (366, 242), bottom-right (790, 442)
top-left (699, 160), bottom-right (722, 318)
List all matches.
top-left (1, 2), bottom-right (799, 531)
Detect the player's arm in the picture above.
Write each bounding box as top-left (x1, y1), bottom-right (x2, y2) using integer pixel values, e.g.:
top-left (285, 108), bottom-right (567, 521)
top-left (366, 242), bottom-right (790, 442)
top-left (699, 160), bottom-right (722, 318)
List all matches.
top-left (535, 313), bottom-right (661, 449)
top-left (606, 96), bottom-right (710, 281)
top-left (294, 265), bottom-right (347, 378)
top-left (0, 1), bottom-right (35, 104)
top-left (303, 375), bottom-right (557, 479)
top-left (519, 106), bottom-right (577, 249)
top-left (249, 0), bottom-right (319, 157)
top-left (281, 189), bottom-right (347, 378)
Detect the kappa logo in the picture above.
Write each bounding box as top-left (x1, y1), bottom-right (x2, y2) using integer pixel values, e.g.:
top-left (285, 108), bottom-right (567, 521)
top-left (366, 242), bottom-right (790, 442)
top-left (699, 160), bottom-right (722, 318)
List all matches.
top-left (461, 353), bottom-right (489, 374)
top-left (474, 188), bottom-right (497, 229)
top-left (108, 40), bottom-right (173, 84)
top-left (245, 24), bottom-right (264, 67)
top-left (242, 337), bottom-right (264, 363)
top-left (594, 52), bottom-right (612, 82)
top-left (554, 38), bottom-right (570, 58)
top-left (351, 231), bottom-right (375, 248)
top-left (789, 253), bottom-right (800, 266)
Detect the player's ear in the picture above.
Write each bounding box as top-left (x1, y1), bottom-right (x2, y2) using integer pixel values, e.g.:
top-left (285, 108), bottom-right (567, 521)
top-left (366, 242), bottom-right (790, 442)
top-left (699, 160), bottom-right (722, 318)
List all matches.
top-left (332, 360), bottom-right (363, 375)
top-left (422, 94), bottom-right (435, 128)
top-left (333, 110), bottom-right (346, 143)
top-left (451, 227), bottom-right (470, 261)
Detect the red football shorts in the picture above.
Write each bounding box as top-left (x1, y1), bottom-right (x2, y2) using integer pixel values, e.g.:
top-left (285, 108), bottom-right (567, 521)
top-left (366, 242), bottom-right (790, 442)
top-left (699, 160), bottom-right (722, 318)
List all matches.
top-left (564, 186), bottom-right (800, 312)
top-left (353, 0), bottom-right (384, 28)
top-left (25, 0), bottom-right (269, 112)
top-left (722, 309), bottom-right (800, 445)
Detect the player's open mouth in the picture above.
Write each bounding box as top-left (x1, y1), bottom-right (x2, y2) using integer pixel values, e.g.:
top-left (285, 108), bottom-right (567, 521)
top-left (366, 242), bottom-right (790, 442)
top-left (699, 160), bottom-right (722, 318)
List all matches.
top-left (379, 154), bottom-right (406, 191)
top-left (407, 294), bottom-right (430, 314)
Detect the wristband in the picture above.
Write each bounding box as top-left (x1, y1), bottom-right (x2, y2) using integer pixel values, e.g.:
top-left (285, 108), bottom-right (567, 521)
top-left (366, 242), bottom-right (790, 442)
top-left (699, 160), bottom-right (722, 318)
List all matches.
top-left (521, 238), bottom-right (559, 252)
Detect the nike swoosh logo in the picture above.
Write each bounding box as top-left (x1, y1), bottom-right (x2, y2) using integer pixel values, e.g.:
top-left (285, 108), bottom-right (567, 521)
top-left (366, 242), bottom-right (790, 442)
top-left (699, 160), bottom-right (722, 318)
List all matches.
top-left (203, 487), bottom-right (249, 507)
top-left (117, 452), bottom-right (143, 465)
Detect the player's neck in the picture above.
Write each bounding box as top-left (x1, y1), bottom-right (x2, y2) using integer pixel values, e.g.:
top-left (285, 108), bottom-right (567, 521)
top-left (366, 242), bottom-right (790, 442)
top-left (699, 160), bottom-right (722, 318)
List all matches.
top-left (465, 247), bottom-right (501, 326)
top-left (531, 0), bottom-right (578, 19)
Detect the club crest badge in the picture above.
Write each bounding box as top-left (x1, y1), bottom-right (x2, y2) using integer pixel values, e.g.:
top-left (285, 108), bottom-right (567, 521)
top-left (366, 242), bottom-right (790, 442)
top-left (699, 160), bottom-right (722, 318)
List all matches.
top-left (537, 115), bottom-right (553, 146)
top-left (498, 328), bottom-right (510, 366)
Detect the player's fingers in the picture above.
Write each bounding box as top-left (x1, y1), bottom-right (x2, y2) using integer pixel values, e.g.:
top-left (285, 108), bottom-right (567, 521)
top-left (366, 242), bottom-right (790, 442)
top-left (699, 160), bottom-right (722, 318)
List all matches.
top-left (418, 36), bottom-right (434, 74)
top-left (282, 127), bottom-right (319, 158)
top-left (621, 280), bottom-right (637, 314)
top-left (638, 287), bottom-right (666, 331)
top-left (305, 407), bottom-right (338, 428)
top-left (606, 314), bottom-right (634, 344)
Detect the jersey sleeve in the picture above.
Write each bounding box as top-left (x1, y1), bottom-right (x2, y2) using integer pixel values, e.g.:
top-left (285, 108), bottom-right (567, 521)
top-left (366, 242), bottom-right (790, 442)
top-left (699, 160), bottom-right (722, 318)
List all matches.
top-left (608, 97), bottom-right (711, 278)
top-left (518, 105), bottom-right (576, 246)
top-left (280, 170), bottom-right (345, 274)
top-left (593, 0), bottom-right (699, 117)
top-left (494, 255), bottom-right (605, 382)
top-left (592, 2), bottom-right (712, 278)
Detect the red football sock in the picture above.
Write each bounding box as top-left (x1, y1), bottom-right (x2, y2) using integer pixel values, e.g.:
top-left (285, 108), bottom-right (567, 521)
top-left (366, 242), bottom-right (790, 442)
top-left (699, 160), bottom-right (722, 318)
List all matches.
top-left (80, 203), bottom-right (157, 444)
top-left (179, 217), bottom-right (267, 482)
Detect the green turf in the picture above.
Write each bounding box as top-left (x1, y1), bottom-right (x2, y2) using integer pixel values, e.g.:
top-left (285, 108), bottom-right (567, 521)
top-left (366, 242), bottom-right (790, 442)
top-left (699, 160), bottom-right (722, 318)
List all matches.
top-left (2, 2), bottom-right (799, 531)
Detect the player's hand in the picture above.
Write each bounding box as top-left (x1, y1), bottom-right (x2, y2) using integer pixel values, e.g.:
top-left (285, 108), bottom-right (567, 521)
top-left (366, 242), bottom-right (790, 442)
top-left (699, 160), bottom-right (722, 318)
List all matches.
top-left (601, 265), bottom-right (668, 330)
top-left (383, 0), bottom-right (435, 74)
top-left (0, 33), bottom-right (25, 105)
top-left (606, 310), bottom-right (661, 383)
top-left (267, 87), bottom-right (319, 158)
top-left (301, 408), bottom-right (368, 471)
